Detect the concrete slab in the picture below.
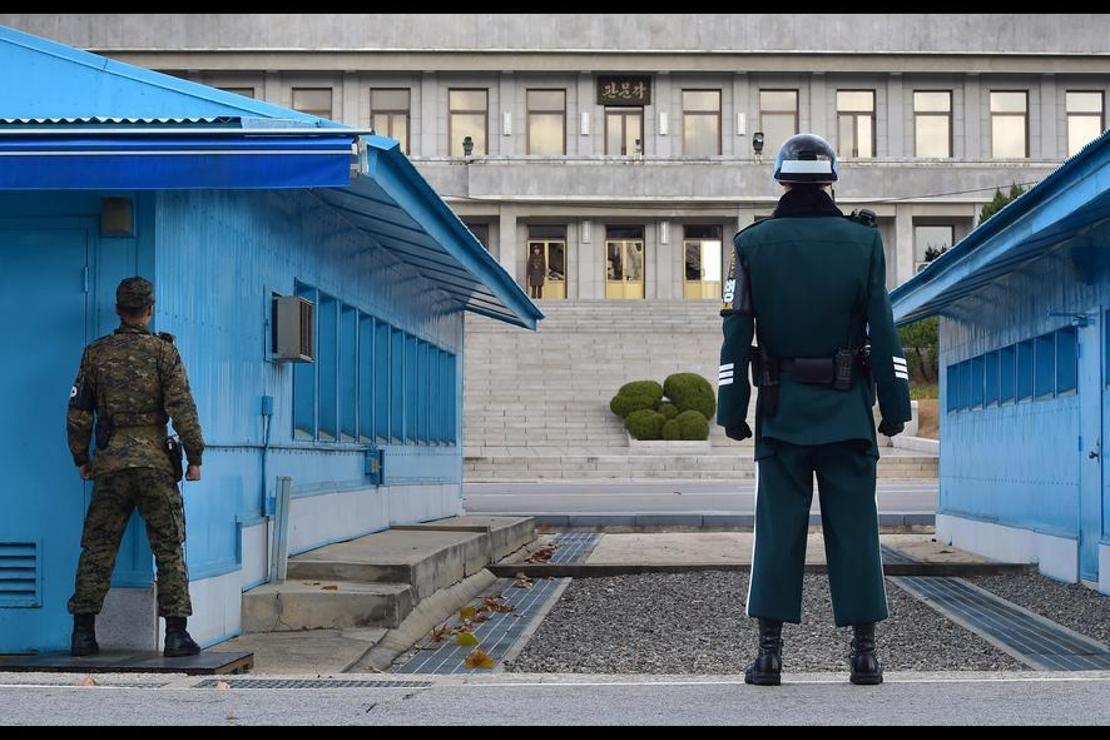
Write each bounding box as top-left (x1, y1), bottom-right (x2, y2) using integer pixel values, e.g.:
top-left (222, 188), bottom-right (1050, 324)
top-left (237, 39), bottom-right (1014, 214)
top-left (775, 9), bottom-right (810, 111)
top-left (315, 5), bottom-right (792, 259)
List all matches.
top-left (218, 629), bottom-right (386, 675)
top-left (287, 530), bottom-right (489, 602)
top-left (241, 580), bottom-right (414, 632)
top-left (883, 534), bottom-right (995, 563)
top-left (392, 516), bottom-right (536, 560)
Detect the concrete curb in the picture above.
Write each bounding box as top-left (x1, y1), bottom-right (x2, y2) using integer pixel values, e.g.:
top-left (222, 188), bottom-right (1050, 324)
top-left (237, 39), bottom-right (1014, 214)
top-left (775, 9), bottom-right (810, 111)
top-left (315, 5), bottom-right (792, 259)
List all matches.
top-left (487, 562), bottom-right (1034, 578)
top-left (521, 513), bottom-right (936, 530)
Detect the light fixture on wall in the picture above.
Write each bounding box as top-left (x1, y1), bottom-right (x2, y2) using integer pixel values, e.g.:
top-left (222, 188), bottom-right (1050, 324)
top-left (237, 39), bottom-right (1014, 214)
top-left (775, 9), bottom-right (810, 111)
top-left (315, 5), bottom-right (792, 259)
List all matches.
top-left (752, 131), bottom-right (765, 156)
top-left (580, 219), bottom-right (591, 244)
top-left (736, 112), bottom-right (747, 136)
top-left (502, 111), bottom-right (512, 136)
top-left (462, 136), bottom-right (474, 157)
top-left (659, 111), bottom-right (669, 136)
top-left (580, 111), bottom-right (590, 136)
top-left (660, 221), bottom-right (670, 244)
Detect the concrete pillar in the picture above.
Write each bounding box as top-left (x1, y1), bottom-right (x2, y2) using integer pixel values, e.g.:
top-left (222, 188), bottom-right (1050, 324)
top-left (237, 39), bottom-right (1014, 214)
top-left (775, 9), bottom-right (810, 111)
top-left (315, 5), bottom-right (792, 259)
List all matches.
top-left (962, 73), bottom-right (980, 160)
top-left (810, 72), bottom-right (828, 140)
top-left (498, 206), bottom-right (519, 284)
top-left (341, 71), bottom-right (360, 128)
top-left (566, 217), bottom-right (580, 300)
top-left (655, 72), bottom-right (672, 158)
top-left (578, 219), bottom-right (600, 300)
top-left (887, 73), bottom-right (904, 158)
top-left (498, 71), bottom-right (515, 157)
top-left (263, 71), bottom-right (283, 108)
top-left (732, 72), bottom-right (750, 160)
top-left (1039, 74), bottom-right (1057, 160)
top-left (421, 71), bottom-right (438, 156)
top-left (577, 72), bottom-right (594, 155)
top-left (894, 204), bottom-right (914, 287)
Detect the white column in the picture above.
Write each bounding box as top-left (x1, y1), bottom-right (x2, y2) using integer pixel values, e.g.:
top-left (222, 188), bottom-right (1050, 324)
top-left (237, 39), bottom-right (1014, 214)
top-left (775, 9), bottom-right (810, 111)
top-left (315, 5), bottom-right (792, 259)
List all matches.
top-left (1039, 74), bottom-right (1057, 160)
top-left (894, 204), bottom-right (914, 287)
top-left (421, 71), bottom-right (438, 156)
top-left (498, 207), bottom-right (519, 285)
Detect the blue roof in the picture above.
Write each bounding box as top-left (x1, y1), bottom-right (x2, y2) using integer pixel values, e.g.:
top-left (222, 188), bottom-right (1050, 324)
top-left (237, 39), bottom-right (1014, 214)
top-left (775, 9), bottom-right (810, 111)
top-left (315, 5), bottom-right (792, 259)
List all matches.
top-left (0, 23), bottom-right (541, 330)
top-left (891, 129), bottom-right (1110, 326)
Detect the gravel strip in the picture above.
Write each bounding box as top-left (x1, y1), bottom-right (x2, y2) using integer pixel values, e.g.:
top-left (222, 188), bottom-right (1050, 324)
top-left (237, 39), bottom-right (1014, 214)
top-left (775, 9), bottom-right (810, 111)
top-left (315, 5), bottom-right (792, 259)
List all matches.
top-left (966, 572), bottom-right (1110, 647)
top-left (504, 572), bottom-right (1027, 673)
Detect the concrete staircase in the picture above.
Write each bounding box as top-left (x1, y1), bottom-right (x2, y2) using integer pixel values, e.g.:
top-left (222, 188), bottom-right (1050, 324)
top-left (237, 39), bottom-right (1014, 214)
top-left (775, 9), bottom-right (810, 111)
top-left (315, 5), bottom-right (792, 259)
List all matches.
top-left (463, 300), bottom-right (938, 481)
top-left (241, 516), bottom-right (534, 633)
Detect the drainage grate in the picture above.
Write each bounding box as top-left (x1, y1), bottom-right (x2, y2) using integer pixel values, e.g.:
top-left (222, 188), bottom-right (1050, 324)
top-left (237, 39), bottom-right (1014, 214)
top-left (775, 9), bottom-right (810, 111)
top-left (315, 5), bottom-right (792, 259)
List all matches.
top-left (193, 678), bottom-right (431, 689)
top-left (550, 532), bottom-right (600, 563)
top-left (892, 576), bottom-right (1110, 671)
top-left (880, 544), bottom-right (917, 564)
top-left (394, 576), bottom-right (566, 674)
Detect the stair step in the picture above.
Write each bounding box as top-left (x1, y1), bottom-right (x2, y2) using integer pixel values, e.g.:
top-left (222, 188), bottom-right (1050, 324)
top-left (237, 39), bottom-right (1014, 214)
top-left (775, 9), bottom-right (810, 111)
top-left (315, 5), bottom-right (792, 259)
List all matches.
top-left (241, 580), bottom-right (414, 632)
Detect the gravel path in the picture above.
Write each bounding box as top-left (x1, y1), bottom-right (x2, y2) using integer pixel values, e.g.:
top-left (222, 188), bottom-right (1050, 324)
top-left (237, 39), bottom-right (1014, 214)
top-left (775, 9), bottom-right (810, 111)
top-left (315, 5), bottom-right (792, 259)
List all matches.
top-left (967, 572), bottom-right (1110, 646)
top-left (504, 572), bottom-right (1028, 673)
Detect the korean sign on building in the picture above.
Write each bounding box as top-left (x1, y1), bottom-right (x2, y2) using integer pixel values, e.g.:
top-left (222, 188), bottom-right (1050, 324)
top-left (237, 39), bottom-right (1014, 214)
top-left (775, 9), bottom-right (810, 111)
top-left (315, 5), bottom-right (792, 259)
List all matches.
top-left (597, 76), bottom-right (651, 106)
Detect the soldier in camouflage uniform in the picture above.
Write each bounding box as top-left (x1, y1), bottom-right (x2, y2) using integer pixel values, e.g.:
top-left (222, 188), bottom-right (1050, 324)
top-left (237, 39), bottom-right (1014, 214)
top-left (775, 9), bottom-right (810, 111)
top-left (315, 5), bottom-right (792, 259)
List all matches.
top-left (66, 276), bottom-right (206, 657)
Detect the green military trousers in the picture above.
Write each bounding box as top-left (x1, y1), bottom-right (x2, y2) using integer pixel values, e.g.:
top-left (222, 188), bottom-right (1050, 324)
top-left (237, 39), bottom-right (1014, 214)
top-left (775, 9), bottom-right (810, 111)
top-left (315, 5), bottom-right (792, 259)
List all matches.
top-left (68, 468), bottom-right (192, 618)
top-left (746, 440), bottom-right (887, 627)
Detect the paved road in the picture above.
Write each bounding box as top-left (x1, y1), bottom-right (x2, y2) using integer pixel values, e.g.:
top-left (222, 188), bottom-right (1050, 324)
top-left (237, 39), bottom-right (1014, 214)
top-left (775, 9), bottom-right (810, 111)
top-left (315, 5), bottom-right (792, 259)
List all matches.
top-left (2, 672), bottom-right (1106, 725)
top-left (463, 480), bottom-right (937, 515)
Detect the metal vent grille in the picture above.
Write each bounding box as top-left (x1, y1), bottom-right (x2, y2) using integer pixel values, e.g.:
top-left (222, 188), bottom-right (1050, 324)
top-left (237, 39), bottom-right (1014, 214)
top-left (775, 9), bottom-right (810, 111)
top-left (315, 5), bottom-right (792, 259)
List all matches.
top-left (193, 678), bottom-right (432, 689)
top-left (0, 542), bottom-right (39, 607)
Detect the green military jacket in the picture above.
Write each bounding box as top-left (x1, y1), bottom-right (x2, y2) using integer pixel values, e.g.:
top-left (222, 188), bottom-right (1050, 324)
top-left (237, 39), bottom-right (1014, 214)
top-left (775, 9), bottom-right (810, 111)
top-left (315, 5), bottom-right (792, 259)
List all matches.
top-left (67, 321), bottom-right (205, 478)
top-left (717, 188), bottom-right (913, 458)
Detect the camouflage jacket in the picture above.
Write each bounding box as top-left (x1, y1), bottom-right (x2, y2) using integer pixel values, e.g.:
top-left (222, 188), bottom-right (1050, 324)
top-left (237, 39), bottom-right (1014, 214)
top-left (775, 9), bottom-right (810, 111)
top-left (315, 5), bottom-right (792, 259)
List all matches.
top-left (67, 322), bottom-right (205, 478)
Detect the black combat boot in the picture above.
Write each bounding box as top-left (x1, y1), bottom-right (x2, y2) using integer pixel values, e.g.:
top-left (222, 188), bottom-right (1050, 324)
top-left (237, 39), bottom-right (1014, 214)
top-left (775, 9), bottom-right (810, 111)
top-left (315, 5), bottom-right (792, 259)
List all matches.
top-left (163, 616), bottom-right (201, 658)
top-left (849, 622), bottom-right (883, 685)
top-left (70, 613), bottom-right (99, 657)
top-left (744, 618), bottom-right (783, 686)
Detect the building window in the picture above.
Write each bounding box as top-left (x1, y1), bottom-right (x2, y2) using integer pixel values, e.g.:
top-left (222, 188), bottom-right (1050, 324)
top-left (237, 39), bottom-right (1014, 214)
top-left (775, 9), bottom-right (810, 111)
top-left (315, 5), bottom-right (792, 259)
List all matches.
top-left (914, 91), bottom-right (952, 158)
top-left (449, 88), bottom-right (488, 156)
top-left (527, 89), bottom-right (566, 155)
top-left (526, 225), bottom-right (568, 300)
top-left (913, 225), bottom-right (954, 273)
top-left (682, 90), bottom-right (721, 156)
top-left (359, 314), bottom-right (375, 443)
top-left (999, 344), bottom-right (1016, 403)
top-left (340, 305), bottom-right (358, 442)
top-left (946, 363), bottom-right (959, 412)
top-left (218, 87), bottom-right (255, 99)
top-left (1066, 91), bottom-right (1105, 157)
top-left (1056, 326), bottom-right (1077, 394)
top-left (1034, 331), bottom-right (1055, 398)
top-left (317, 294), bottom-right (338, 442)
top-left (837, 90), bottom-right (875, 158)
top-left (371, 88), bottom-right (411, 154)
top-left (292, 87), bottom-right (333, 119)
top-left (759, 90), bottom-right (798, 157)
top-left (1017, 339), bottom-right (1034, 400)
top-left (605, 107), bottom-right (643, 156)
top-left (463, 222), bottom-right (490, 250)
top-left (605, 225), bottom-right (646, 300)
top-left (373, 320), bottom-right (391, 442)
top-left (390, 328), bottom-right (405, 442)
top-left (969, 355), bottom-right (984, 408)
top-left (984, 350), bottom-right (1000, 407)
top-left (293, 283), bottom-right (317, 439)
top-left (683, 225), bottom-right (723, 300)
top-left (990, 91), bottom-right (1029, 159)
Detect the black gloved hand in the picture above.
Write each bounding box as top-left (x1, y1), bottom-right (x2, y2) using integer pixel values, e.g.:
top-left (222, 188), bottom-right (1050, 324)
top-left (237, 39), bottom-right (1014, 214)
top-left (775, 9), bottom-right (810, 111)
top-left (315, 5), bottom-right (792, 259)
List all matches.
top-left (726, 422), bottom-right (753, 442)
top-left (878, 419), bottom-right (905, 437)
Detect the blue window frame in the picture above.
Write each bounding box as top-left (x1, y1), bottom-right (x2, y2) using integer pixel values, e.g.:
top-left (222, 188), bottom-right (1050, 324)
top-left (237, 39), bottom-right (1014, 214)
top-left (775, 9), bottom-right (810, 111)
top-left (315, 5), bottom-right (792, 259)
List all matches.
top-left (429, 347), bottom-right (440, 443)
top-left (1056, 326), bottom-right (1077, 394)
top-left (946, 363), bottom-right (959, 412)
top-left (374, 320), bottom-right (391, 442)
top-left (293, 282), bottom-right (317, 439)
top-left (417, 341), bottom-right (430, 443)
top-left (317, 293), bottom-right (339, 441)
top-left (984, 351), bottom-right (1000, 406)
top-left (999, 344), bottom-right (1015, 403)
top-left (359, 313), bottom-right (374, 443)
top-left (339, 305), bottom-right (358, 441)
top-left (1017, 339), bottom-right (1034, 400)
top-left (1035, 332), bottom-right (1055, 398)
top-left (391, 328), bottom-right (405, 442)
top-left (446, 352), bottom-right (458, 442)
top-left (969, 355), bottom-right (984, 408)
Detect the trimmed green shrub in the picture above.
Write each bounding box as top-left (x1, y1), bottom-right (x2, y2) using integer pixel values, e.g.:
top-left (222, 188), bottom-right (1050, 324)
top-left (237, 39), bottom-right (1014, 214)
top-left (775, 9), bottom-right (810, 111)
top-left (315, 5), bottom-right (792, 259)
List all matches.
top-left (663, 373), bottom-right (716, 420)
top-left (617, 380), bottom-right (664, 404)
top-left (609, 392), bottom-right (657, 419)
top-left (662, 410), bottom-right (710, 441)
top-left (657, 402), bottom-right (679, 420)
top-left (626, 409), bottom-right (666, 440)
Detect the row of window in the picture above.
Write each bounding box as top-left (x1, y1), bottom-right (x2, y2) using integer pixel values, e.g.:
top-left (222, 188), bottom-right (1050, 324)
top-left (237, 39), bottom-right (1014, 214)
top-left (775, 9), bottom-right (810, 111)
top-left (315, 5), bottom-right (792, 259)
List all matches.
top-left (291, 282), bottom-right (457, 445)
top-left (221, 85), bottom-right (1106, 160)
top-left (946, 326), bottom-right (1077, 412)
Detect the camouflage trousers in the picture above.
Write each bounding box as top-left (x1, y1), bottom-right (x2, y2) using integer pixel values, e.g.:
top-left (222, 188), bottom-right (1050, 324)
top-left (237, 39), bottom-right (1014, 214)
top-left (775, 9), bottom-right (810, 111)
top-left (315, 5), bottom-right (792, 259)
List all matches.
top-left (68, 468), bottom-right (192, 617)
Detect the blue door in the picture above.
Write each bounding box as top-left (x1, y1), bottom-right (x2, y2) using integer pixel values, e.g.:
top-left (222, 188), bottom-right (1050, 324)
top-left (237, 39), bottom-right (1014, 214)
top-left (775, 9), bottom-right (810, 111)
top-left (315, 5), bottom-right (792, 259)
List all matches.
top-left (1078, 308), bottom-right (1102, 583)
top-left (0, 221), bottom-right (93, 652)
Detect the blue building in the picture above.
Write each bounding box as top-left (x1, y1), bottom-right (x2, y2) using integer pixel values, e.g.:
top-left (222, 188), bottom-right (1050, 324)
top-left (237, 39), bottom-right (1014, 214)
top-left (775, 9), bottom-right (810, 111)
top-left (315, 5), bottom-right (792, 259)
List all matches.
top-left (0, 26), bottom-right (541, 653)
top-left (892, 129), bottom-right (1110, 594)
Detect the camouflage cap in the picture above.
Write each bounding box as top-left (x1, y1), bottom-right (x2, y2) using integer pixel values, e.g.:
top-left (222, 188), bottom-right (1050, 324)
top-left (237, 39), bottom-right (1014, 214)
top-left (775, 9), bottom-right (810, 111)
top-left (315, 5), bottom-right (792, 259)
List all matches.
top-left (116, 276), bottom-right (154, 309)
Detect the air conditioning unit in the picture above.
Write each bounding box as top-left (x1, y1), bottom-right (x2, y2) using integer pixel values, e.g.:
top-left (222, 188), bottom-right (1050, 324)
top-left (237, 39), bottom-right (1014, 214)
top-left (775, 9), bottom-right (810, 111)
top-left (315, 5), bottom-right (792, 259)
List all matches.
top-left (272, 295), bottom-right (314, 362)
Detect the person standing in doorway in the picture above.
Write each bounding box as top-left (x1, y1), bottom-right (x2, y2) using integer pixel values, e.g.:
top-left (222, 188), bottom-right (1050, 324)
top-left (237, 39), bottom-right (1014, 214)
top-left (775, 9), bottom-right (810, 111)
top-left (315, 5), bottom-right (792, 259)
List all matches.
top-left (527, 242), bottom-right (546, 299)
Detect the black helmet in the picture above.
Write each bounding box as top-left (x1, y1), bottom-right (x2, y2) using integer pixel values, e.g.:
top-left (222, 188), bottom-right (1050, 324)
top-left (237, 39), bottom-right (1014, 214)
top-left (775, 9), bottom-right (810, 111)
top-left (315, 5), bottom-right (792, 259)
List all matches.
top-left (772, 133), bottom-right (839, 184)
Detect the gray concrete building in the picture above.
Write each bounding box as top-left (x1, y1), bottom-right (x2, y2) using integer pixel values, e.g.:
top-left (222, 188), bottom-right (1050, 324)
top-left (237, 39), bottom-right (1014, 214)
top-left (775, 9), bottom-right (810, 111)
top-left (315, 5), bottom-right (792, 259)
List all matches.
top-left (6, 14), bottom-right (1106, 478)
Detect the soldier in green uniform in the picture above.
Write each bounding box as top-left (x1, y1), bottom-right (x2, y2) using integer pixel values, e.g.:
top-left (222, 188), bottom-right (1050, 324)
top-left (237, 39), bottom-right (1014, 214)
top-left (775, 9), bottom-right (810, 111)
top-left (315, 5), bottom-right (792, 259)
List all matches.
top-left (66, 276), bottom-right (206, 658)
top-left (718, 134), bottom-right (912, 686)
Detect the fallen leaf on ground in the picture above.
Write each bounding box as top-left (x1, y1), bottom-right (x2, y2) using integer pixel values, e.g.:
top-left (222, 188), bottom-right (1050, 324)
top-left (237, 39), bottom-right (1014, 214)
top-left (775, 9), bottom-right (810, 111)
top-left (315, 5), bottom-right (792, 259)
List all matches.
top-left (215, 680), bottom-right (231, 690)
top-left (472, 612), bottom-right (491, 623)
top-left (527, 545), bottom-right (557, 563)
top-left (459, 606), bottom-right (478, 621)
top-left (455, 630), bottom-right (479, 646)
top-left (429, 623), bottom-right (450, 642)
top-left (464, 649), bottom-right (496, 669)
top-left (77, 676), bottom-right (97, 687)
top-left (513, 572), bottom-right (534, 589)
top-left (321, 585), bottom-right (338, 591)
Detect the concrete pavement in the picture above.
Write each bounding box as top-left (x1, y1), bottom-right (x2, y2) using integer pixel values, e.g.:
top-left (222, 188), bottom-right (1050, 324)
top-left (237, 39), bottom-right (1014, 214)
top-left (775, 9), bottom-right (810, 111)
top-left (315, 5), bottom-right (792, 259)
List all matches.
top-left (2, 671), bottom-right (1107, 725)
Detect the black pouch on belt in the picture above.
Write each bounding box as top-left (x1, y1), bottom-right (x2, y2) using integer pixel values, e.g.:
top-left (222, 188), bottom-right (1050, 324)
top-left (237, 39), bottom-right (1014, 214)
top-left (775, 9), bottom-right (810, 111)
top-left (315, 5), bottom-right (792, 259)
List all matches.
top-left (165, 435), bottom-right (184, 482)
top-left (791, 357), bottom-right (836, 385)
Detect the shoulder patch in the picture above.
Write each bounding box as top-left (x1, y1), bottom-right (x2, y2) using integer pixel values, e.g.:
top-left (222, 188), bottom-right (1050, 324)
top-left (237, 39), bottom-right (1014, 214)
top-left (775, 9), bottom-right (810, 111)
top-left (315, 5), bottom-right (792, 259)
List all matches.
top-left (157, 332), bottom-right (176, 344)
